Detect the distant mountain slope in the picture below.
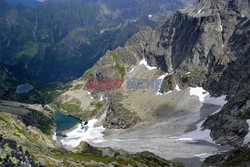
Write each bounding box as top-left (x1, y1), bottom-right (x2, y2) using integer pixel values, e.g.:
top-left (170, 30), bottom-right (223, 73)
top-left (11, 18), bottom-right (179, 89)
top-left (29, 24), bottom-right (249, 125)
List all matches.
top-left (0, 0), bottom-right (193, 82)
top-left (0, 0), bottom-right (10, 11)
top-left (5, 0), bottom-right (41, 8)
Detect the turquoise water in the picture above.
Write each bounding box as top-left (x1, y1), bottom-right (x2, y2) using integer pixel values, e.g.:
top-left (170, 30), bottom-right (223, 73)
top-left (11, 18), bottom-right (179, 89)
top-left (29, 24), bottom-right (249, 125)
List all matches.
top-left (54, 111), bottom-right (82, 131)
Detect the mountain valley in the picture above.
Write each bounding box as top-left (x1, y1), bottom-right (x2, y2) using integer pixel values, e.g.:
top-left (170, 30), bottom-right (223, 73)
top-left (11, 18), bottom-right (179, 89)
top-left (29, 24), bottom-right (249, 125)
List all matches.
top-left (0, 0), bottom-right (250, 166)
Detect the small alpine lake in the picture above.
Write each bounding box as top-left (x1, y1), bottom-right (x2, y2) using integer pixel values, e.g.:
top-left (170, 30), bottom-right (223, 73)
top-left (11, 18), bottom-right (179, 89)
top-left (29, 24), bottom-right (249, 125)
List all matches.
top-left (16, 83), bottom-right (34, 94)
top-left (54, 111), bottom-right (82, 131)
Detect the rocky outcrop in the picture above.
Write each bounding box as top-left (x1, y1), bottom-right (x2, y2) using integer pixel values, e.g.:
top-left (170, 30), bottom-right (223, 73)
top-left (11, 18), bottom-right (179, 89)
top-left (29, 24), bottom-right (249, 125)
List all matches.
top-left (203, 146), bottom-right (250, 167)
top-left (0, 134), bottom-right (43, 167)
top-left (72, 141), bottom-right (102, 155)
top-left (103, 94), bottom-right (141, 129)
top-left (22, 108), bottom-right (54, 135)
top-left (90, 47), bottom-right (139, 80)
top-left (129, 151), bottom-right (184, 167)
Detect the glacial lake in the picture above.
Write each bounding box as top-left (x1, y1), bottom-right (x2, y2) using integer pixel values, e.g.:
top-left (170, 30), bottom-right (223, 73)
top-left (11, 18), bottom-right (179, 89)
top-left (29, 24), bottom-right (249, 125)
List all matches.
top-left (54, 111), bottom-right (82, 131)
top-left (16, 83), bottom-right (34, 94)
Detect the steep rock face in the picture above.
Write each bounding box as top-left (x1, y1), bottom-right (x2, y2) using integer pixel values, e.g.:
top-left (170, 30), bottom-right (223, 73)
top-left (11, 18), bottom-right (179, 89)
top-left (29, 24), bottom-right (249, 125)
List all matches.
top-left (104, 0), bottom-right (247, 77)
top-left (206, 19), bottom-right (250, 98)
top-left (203, 19), bottom-right (250, 147)
top-left (139, 0), bottom-right (248, 73)
top-left (203, 89), bottom-right (250, 147)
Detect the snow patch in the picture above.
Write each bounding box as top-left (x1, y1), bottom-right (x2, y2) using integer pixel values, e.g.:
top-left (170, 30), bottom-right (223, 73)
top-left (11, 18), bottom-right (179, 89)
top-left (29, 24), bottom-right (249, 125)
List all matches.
top-left (178, 94), bottom-right (227, 144)
top-left (220, 25), bottom-right (223, 32)
top-left (175, 85), bottom-right (181, 91)
top-left (189, 87), bottom-right (226, 105)
top-left (112, 139), bottom-right (138, 142)
top-left (112, 139), bottom-right (123, 142)
top-left (156, 91), bottom-right (172, 96)
top-left (139, 58), bottom-right (157, 70)
top-left (176, 138), bottom-right (194, 141)
top-left (87, 92), bottom-right (94, 99)
top-left (60, 119), bottom-right (105, 148)
top-left (197, 6), bottom-right (204, 14)
top-left (155, 73), bottom-right (169, 95)
top-left (190, 87), bottom-right (208, 102)
top-left (52, 132), bottom-right (57, 141)
top-left (158, 73), bottom-right (169, 80)
top-left (129, 67), bottom-right (136, 73)
top-left (178, 119), bottom-right (214, 144)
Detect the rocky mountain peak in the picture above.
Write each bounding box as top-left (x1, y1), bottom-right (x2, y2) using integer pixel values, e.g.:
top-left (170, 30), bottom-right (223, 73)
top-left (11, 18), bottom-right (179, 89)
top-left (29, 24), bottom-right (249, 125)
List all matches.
top-left (195, 0), bottom-right (250, 18)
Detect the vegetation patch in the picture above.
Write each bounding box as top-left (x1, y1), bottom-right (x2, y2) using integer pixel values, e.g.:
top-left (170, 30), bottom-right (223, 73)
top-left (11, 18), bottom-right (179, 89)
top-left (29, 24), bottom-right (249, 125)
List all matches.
top-left (22, 109), bottom-right (54, 135)
top-left (72, 84), bottom-right (83, 90)
top-left (115, 63), bottom-right (126, 78)
top-left (62, 102), bottom-right (82, 113)
top-left (16, 41), bottom-right (38, 58)
top-left (95, 102), bottom-right (103, 110)
top-left (110, 52), bottom-right (126, 78)
top-left (0, 116), bottom-right (8, 124)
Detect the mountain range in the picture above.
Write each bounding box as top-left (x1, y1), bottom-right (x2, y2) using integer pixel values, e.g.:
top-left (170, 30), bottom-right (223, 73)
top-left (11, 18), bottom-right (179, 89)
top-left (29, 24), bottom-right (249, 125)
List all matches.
top-left (0, 0), bottom-right (250, 166)
top-left (0, 0), bottom-right (192, 82)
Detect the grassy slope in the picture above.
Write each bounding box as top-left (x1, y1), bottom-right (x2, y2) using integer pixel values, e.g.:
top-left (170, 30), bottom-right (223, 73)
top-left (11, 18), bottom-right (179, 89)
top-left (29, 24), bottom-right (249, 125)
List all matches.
top-left (0, 112), bottom-right (183, 167)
